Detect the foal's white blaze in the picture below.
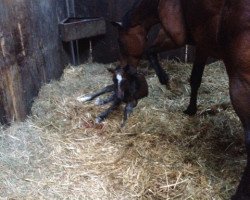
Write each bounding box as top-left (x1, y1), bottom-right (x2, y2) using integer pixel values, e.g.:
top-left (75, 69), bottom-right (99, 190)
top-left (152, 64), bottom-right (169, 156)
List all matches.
top-left (116, 74), bottom-right (123, 86)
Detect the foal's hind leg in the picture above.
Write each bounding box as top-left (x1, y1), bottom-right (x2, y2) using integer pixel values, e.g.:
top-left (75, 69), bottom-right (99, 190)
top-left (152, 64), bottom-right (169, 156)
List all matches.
top-left (77, 84), bottom-right (114, 102)
top-left (95, 99), bottom-right (121, 124)
top-left (121, 100), bottom-right (138, 127)
top-left (183, 51), bottom-right (207, 116)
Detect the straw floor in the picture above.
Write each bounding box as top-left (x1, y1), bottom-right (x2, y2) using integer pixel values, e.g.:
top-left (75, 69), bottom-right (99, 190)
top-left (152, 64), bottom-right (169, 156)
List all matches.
top-left (0, 61), bottom-right (245, 199)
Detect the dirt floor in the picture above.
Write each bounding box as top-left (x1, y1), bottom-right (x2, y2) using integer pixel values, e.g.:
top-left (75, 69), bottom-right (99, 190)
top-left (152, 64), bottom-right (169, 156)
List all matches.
top-left (0, 61), bottom-right (246, 199)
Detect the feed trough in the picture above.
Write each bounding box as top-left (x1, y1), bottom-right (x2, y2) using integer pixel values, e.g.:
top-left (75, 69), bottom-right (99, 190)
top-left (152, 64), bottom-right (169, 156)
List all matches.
top-left (59, 17), bottom-right (106, 42)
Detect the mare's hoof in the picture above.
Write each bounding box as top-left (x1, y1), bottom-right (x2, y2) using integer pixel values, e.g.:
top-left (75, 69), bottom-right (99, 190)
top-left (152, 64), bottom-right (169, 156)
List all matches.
top-left (159, 75), bottom-right (170, 86)
top-left (231, 194), bottom-right (250, 200)
top-left (183, 107), bottom-right (197, 116)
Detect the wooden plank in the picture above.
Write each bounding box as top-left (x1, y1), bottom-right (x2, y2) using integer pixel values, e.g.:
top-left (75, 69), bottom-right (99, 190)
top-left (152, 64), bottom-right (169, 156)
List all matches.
top-left (0, 0), bottom-right (69, 124)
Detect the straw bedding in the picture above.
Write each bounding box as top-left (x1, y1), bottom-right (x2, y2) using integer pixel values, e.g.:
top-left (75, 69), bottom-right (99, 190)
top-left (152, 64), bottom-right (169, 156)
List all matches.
top-left (0, 61), bottom-right (245, 199)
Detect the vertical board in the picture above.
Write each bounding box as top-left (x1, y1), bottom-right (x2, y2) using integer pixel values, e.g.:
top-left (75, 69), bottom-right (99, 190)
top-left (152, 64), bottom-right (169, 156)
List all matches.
top-left (0, 0), bottom-right (69, 123)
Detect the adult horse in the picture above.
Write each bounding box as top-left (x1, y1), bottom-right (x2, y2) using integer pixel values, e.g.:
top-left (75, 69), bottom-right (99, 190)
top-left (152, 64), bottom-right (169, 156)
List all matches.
top-left (114, 0), bottom-right (250, 199)
top-left (112, 0), bottom-right (205, 116)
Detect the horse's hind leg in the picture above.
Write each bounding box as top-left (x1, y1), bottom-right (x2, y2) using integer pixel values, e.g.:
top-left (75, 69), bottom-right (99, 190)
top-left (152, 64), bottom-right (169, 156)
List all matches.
top-left (77, 84), bottom-right (114, 102)
top-left (229, 73), bottom-right (250, 200)
top-left (145, 28), bottom-right (177, 86)
top-left (95, 99), bottom-right (121, 124)
top-left (146, 53), bottom-right (169, 85)
top-left (225, 36), bottom-right (250, 199)
top-left (184, 50), bottom-right (207, 116)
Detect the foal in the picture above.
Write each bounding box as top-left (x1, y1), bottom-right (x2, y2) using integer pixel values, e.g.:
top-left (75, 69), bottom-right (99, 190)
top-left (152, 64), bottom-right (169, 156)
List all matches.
top-left (78, 65), bottom-right (148, 126)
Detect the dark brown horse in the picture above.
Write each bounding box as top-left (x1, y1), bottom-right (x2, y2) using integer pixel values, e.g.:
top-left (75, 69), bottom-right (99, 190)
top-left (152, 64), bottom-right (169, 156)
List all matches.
top-left (114, 0), bottom-right (250, 199)
top-left (78, 65), bottom-right (148, 127)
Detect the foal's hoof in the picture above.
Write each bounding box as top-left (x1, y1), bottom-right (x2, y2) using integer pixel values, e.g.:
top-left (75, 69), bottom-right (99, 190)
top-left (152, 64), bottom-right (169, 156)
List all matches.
top-left (183, 107), bottom-right (197, 116)
top-left (95, 117), bottom-right (104, 124)
top-left (120, 121), bottom-right (126, 128)
top-left (77, 95), bottom-right (92, 102)
top-left (95, 98), bottom-right (103, 106)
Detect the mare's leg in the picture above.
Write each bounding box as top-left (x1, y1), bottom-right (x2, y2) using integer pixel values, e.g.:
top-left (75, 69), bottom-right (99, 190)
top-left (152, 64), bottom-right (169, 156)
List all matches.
top-left (229, 72), bottom-right (250, 200)
top-left (145, 28), bottom-right (178, 86)
top-left (95, 99), bottom-right (121, 124)
top-left (146, 53), bottom-right (169, 85)
top-left (225, 33), bottom-right (250, 200)
top-left (95, 92), bottom-right (116, 106)
top-left (183, 51), bottom-right (207, 116)
top-left (77, 84), bottom-right (114, 102)
top-left (121, 101), bottom-right (138, 127)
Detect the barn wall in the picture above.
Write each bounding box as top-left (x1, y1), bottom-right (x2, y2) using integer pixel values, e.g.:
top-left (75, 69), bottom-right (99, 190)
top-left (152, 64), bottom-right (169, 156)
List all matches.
top-left (0, 0), bottom-right (69, 124)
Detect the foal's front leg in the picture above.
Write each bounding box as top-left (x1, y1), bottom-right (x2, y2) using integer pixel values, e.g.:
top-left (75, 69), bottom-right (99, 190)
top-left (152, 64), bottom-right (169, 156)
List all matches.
top-left (77, 84), bottom-right (114, 102)
top-left (121, 101), bottom-right (138, 127)
top-left (95, 99), bottom-right (121, 124)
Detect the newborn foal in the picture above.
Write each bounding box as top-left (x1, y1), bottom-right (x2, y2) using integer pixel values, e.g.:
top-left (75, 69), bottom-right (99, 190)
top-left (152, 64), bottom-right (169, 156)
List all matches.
top-left (78, 65), bottom-right (148, 126)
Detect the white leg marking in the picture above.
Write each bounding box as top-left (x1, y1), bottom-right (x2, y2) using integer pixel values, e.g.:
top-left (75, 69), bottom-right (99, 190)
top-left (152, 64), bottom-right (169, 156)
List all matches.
top-left (95, 97), bottom-right (102, 105)
top-left (95, 117), bottom-right (103, 124)
top-left (77, 95), bottom-right (92, 102)
top-left (17, 23), bottom-right (26, 56)
top-left (0, 34), bottom-right (6, 57)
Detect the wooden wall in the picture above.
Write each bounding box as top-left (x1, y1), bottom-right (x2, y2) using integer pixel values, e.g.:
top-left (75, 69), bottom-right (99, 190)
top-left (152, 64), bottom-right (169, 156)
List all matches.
top-left (0, 0), bottom-right (69, 124)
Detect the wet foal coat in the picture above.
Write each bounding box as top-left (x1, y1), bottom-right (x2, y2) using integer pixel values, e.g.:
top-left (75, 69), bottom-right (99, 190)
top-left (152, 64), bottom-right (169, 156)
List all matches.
top-left (78, 66), bottom-right (148, 126)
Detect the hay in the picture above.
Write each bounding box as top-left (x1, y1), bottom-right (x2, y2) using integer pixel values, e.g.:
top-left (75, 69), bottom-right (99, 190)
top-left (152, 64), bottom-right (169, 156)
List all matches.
top-left (0, 61), bottom-right (245, 199)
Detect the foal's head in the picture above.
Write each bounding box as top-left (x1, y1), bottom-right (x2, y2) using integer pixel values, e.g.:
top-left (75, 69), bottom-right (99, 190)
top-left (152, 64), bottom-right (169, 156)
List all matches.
top-left (108, 65), bottom-right (137, 100)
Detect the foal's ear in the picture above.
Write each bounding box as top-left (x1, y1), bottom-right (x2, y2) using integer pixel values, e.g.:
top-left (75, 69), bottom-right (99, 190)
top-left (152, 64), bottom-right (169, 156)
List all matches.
top-left (110, 21), bottom-right (124, 30)
top-left (107, 68), bottom-right (115, 74)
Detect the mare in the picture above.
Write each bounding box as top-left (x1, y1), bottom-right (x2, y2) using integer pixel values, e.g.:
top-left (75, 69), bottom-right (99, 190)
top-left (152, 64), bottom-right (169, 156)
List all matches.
top-left (112, 0), bottom-right (202, 115)
top-left (114, 0), bottom-right (250, 199)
